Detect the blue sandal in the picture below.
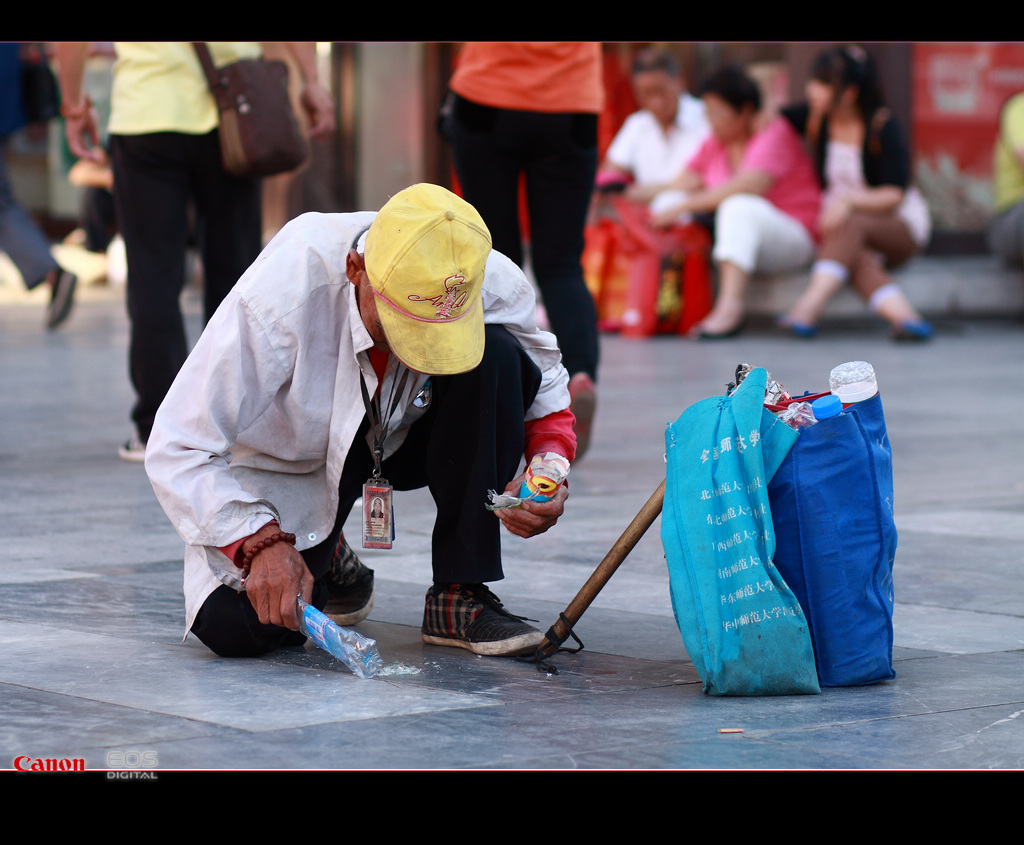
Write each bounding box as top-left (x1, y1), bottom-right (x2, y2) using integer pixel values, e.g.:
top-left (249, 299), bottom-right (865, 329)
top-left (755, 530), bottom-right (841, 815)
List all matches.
top-left (778, 317), bottom-right (817, 339)
top-left (892, 319), bottom-right (934, 342)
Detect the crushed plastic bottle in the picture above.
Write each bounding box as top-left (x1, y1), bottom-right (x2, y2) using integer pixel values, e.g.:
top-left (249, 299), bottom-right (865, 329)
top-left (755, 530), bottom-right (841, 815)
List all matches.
top-left (517, 452), bottom-right (570, 502)
top-left (488, 452), bottom-right (569, 510)
top-left (298, 597), bottom-right (383, 679)
top-left (778, 401), bottom-right (817, 430)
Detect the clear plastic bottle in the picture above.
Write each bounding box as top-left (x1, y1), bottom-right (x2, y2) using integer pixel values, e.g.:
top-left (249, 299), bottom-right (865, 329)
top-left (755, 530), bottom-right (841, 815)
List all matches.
top-left (829, 361), bottom-right (878, 406)
top-left (297, 597), bottom-right (383, 679)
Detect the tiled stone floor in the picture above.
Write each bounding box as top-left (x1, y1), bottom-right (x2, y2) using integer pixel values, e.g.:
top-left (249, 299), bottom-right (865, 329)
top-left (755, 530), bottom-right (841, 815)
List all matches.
top-left (2, 284), bottom-right (1022, 772)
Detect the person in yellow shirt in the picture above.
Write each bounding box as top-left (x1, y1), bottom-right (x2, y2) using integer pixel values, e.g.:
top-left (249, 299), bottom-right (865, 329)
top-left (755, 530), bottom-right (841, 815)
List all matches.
top-left (988, 92), bottom-right (1024, 269)
top-left (55, 42), bottom-right (334, 460)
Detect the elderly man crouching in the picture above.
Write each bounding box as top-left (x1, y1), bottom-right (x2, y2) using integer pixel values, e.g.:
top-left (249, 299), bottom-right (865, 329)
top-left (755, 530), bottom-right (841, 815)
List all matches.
top-left (146, 183), bottom-right (575, 659)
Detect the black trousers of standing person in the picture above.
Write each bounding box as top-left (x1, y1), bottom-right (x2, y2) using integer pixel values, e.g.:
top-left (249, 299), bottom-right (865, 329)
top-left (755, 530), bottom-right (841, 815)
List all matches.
top-left (110, 130), bottom-right (262, 444)
top-left (190, 325), bottom-right (543, 657)
top-left (447, 94), bottom-right (600, 382)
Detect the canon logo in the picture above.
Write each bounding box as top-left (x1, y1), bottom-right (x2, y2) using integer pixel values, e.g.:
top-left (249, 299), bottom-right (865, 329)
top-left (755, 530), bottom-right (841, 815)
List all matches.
top-left (12, 755), bottom-right (85, 772)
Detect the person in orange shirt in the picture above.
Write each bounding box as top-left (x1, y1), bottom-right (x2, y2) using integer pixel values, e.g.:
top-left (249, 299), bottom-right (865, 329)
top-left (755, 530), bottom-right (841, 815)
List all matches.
top-left (444, 42), bottom-right (603, 458)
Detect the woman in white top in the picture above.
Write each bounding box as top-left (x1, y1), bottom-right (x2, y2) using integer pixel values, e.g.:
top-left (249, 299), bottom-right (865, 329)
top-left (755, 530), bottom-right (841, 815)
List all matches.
top-left (780, 45), bottom-right (933, 340)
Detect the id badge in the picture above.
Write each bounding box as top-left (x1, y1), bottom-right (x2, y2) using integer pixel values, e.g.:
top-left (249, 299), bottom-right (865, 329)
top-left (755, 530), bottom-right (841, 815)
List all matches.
top-left (362, 478), bottom-right (394, 549)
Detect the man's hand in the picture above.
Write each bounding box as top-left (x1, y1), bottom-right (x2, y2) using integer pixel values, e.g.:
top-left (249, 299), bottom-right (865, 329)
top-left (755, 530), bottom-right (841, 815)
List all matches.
top-left (53, 42), bottom-right (105, 164)
top-left (299, 80), bottom-right (335, 138)
top-left (494, 474), bottom-right (569, 539)
top-left (63, 107), bottom-right (104, 163)
top-left (649, 202), bottom-right (689, 229)
top-left (277, 42), bottom-right (335, 139)
top-left (242, 528), bottom-right (313, 630)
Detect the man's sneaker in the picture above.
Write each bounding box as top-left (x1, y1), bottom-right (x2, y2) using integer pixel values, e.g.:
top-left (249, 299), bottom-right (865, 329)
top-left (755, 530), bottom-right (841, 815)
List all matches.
top-left (322, 535), bottom-right (375, 625)
top-left (568, 372), bottom-right (597, 460)
top-left (422, 583), bottom-right (544, 657)
top-left (118, 436), bottom-right (147, 462)
top-left (45, 268), bottom-right (77, 330)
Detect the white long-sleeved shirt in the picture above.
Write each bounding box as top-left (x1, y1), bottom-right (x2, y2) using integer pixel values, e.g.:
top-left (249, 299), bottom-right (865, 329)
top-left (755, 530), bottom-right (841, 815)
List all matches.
top-left (145, 211), bottom-right (570, 632)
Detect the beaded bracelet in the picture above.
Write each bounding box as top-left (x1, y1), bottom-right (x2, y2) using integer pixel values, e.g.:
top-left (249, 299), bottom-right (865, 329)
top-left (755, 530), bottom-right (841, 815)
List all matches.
top-left (240, 530), bottom-right (297, 575)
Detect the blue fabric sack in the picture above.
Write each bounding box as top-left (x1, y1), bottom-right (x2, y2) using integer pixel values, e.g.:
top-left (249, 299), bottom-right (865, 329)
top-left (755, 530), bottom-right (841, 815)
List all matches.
top-left (662, 368), bottom-right (821, 696)
top-left (767, 392), bottom-right (897, 687)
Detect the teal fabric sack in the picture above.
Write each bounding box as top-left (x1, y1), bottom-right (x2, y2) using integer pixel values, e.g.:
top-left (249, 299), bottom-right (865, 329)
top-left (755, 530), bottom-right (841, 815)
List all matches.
top-left (662, 368), bottom-right (821, 696)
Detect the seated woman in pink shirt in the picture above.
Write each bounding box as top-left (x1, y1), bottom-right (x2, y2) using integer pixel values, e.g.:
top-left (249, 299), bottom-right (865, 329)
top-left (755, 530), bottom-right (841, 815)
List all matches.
top-left (652, 65), bottom-right (821, 338)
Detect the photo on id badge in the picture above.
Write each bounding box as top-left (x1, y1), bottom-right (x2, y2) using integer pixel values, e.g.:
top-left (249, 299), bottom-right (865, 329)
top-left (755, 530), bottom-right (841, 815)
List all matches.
top-left (362, 480), bottom-right (393, 549)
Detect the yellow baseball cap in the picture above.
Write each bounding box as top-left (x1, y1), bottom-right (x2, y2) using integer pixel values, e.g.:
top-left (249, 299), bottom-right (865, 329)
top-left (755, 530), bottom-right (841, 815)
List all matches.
top-left (364, 183), bottom-right (491, 375)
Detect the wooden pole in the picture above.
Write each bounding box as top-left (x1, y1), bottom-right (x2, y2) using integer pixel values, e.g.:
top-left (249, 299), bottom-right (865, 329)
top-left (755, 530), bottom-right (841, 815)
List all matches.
top-left (535, 479), bottom-right (666, 658)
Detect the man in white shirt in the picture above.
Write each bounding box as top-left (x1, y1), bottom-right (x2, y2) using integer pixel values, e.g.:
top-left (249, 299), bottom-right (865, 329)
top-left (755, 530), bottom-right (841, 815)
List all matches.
top-left (145, 184), bottom-right (575, 660)
top-left (600, 47), bottom-right (710, 205)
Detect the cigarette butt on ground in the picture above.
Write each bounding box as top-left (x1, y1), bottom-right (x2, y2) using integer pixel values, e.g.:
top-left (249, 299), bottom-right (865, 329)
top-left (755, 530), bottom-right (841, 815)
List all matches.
top-left (718, 728), bottom-right (744, 734)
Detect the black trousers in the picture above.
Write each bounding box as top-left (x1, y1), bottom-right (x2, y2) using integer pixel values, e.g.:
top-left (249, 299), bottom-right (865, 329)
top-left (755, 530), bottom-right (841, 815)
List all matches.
top-left (191, 325), bottom-right (542, 657)
top-left (111, 130), bottom-right (262, 443)
top-left (447, 95), bottom-right (600, 381)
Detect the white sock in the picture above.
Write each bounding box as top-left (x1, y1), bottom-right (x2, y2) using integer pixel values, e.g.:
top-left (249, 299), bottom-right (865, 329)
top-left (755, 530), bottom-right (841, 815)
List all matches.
top-left (811, 259), bottom-right (849, 284)
top-left (868, 282), bottom-right (902, 312)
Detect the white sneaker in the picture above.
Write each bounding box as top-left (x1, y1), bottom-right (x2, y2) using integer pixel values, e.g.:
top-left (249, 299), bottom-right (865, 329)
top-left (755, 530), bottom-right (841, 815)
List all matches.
top-left (118, 436), bottom-right (147, 462)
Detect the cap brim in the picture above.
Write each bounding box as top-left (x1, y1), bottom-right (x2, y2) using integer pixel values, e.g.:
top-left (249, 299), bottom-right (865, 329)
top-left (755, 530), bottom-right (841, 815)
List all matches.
top-left (376, 293), bottom-right (484, 375)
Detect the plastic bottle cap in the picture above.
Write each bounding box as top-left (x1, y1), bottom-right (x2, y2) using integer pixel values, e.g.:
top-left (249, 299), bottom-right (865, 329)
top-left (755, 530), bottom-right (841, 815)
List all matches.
top-left (811, 394), bottom-right (843, 419)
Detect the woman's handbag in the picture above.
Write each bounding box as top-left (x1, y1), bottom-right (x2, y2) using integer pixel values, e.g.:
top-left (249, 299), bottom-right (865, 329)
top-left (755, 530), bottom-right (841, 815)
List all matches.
top-left (767, 391), bottom-right (898, 687)
top-left (192, 43), bottom-right (308, 178)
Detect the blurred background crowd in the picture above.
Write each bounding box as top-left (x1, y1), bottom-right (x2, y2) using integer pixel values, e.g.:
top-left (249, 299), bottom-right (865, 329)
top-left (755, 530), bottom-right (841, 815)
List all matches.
top-left (3, 42), bottom-right (1022, 458)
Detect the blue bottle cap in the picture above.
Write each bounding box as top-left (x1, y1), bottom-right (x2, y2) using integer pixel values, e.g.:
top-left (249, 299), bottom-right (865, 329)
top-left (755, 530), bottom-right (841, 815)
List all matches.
top-left (811, 394), bottom-right (843, 420)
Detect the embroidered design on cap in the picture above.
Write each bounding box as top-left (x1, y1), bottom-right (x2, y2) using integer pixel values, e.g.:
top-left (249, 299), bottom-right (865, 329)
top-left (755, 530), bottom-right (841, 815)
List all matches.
top-left (407, 273), bottom-right (469, 320)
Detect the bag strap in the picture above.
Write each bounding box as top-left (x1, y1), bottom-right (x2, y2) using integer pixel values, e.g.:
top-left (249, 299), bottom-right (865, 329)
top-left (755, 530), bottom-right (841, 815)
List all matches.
top-left (192, 43), bottom-right (219, 87)
top-left (192, 43), bottom-right (232, 111)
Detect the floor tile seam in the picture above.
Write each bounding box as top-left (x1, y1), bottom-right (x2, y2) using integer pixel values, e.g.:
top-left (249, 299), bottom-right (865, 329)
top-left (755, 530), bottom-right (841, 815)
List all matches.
top-left (478, 676), bottom-right (702, 696)
top-left (737, 700), bottom-right (1024, 741)
top-left (0, 572), bottom-right (125, 587)
top-left (896, 502), bottom-right (1024, 513)
top-left (0, 570), bottom-right (184, 588)
top-left (0, 675), bottom-right (499, 737)
top-left (0, 623), bottom-right (200, 657)
top-left (0, 564), bottom-right (183, 578)
top-left (1, 671), bottom-right (525, 735)
top-left (894, 600), bottom-right (1024, 622)
top-left (891, 645), bottom-right (1024, 657)
top-left (892, 648), bottom-right (1023, 659)
top-left (0, 679), bottom-right (252, 739)
top-left (3, 728), bottom-right (237, 764)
